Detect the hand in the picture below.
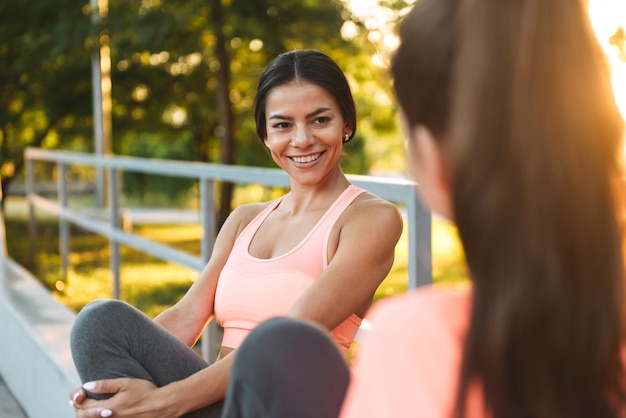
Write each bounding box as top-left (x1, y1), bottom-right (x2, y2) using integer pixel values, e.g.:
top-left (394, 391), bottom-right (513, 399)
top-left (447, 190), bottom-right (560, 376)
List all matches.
top-left (69, 378), bottom-right (165, 418)
top-left (69, 383), bottom-right (113, 418)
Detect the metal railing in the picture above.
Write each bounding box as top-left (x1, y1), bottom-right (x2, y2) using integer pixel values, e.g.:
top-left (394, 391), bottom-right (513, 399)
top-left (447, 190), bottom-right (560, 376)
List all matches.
top-left (24, 147), bottom-right (432, 360)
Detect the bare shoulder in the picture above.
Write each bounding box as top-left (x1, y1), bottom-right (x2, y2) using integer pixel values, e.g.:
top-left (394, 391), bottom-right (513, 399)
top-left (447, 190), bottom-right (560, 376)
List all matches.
top-left (353, 190), bottom-right (403, 217)
top-left (346, 190), bottom-right (403, 232)
top-left (229, 201), bottom-right (271, 221)
top-left (224, 201), bottom-right (274, 236)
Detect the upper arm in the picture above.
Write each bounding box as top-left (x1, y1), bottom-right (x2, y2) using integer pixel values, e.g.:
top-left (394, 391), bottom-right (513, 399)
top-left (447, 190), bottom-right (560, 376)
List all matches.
top-left (287, 196), bottom-right (403, 330)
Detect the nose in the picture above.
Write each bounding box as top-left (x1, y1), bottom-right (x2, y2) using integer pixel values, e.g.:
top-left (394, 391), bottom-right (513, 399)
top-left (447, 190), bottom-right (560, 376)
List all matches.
top-left (290, 126), bottom-right (313, 147)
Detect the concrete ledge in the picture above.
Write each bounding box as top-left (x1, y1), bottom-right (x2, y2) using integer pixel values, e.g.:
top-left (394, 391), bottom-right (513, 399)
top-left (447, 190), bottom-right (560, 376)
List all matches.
top-left (0, 258), bottom-right (80, 418)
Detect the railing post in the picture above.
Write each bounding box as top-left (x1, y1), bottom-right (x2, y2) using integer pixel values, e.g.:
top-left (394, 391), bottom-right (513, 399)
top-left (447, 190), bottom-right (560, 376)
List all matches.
top-left (0, 174), bottom-right (7, 266)
top-left (200, 178), bottom-right (216, 262)
top-left (59, 164), bottom-right (69, 281)
top-left (406, 189), bottom-right (432, 288)
top-left (200, 177), bottom-right (221, 363)
top-left (26, 157), bottom-right (38, 269)
top-left (108, 165), bottom-right (121, 299)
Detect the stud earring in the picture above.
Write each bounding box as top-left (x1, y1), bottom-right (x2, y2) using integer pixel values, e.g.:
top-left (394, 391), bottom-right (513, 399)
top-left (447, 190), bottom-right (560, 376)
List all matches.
top-left (343, 133), bottom-right (350, 143)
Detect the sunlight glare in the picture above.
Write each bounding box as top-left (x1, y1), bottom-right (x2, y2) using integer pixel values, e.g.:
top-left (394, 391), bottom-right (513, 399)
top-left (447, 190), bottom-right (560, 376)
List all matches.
top-left (343, 0), bottom-right (625, 120)
top-left (343, 0), bottom-right (416, 66)
top-left (588, 0), bottom-right (626, 119)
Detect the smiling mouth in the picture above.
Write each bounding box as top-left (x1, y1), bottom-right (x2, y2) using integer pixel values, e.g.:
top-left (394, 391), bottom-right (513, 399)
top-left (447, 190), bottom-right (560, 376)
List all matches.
top-left (290, 152), bottom-right (322, 164)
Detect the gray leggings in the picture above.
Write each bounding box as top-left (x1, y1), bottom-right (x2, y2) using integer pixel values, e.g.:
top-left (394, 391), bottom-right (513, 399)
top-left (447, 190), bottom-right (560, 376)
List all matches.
top-left (222, 317), bottom-right (350, 418)
top-left (70, 299), bottom-right (224, 418)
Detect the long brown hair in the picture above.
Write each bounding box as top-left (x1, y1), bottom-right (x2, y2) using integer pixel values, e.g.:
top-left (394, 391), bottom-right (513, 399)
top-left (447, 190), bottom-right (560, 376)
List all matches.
top-left (392, 0), bottom-right (626, 417)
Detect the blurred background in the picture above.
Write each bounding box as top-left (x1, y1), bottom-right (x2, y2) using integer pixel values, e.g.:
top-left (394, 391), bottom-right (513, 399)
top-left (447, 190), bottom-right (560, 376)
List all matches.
top-left (0, 0), bottom-right (624, 316)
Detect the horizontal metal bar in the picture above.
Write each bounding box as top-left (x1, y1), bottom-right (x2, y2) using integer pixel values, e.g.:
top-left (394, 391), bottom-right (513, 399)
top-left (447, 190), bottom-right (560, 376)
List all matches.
top-left (24, 148), bottom-right (416, 203)
top-left (28, 193), bottom-right (205, 271)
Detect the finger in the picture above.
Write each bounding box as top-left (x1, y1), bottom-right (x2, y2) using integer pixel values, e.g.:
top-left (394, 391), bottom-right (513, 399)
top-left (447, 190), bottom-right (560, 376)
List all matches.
top-left (69, 388), bottom-right (86, 408)
top-left (73, 396), bottom-right (106, 413)
top-left (69, 387), bottom-right (82, 402)
top-left (83, 379), bottom-right (126, 395)
top-left (77, 408), bottom-right (113, 418)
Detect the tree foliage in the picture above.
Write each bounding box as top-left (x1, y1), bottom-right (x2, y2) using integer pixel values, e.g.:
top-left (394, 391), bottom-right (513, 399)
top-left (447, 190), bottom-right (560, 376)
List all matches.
top-left (0, 0), bottom-right (405, 208)
top-left (0, 1), bottom-right (94, 199)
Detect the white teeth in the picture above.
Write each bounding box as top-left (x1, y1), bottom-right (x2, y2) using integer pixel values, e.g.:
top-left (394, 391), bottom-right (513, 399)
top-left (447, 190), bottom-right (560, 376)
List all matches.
top-left (292, 153), bottom-right (321, 163)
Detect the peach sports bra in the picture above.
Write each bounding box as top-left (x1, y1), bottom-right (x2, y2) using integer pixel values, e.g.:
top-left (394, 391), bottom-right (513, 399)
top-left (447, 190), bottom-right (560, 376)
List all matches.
top-left (214, 185), bottom-right (366, 354)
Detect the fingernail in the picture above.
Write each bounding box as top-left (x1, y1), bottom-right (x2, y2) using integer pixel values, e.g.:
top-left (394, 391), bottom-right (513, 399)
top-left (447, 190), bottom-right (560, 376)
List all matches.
top-left (83, 381), bottom-right (97, 391)
top-left (73, 392), bottom-right (80, 402)
top-left (100, 409), bottom-right (113, 417)
top-left (69, 400), bottom-right (74, 407)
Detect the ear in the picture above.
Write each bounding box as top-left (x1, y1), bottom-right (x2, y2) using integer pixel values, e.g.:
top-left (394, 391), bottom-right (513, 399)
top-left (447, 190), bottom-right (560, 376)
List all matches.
top-left (343, 121), bottom-right (353, 137)
top-left (263, 138), bottom-right (270, 149)
top-left (408, 125), bottom-right (454, 222)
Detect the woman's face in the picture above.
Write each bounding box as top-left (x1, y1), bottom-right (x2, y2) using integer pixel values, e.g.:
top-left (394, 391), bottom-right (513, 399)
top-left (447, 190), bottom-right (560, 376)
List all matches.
top-left (264, 80), bottom-right (349, 186)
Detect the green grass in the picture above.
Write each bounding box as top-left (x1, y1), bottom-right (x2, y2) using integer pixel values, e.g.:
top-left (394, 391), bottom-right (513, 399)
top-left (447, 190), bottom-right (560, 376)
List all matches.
top-left (4, 197), bottom-right (469, 318)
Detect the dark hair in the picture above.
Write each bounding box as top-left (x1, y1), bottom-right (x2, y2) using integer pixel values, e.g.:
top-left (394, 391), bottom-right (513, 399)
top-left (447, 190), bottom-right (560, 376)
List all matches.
top-left (393, 0), bottom-right (626, 417)
top-left (254, 50), bottom-right (356, 142)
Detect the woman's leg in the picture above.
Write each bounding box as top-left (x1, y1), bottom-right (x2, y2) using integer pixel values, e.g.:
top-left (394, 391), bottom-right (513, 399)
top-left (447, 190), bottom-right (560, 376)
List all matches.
top-left (70, 299), bottom-right (223, 418)
top-left (222, 317), bottom-right (350, 418)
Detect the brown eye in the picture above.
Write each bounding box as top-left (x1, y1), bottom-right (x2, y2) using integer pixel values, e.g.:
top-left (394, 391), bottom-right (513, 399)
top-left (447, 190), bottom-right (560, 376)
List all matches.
top-left (313, 116), bottom-right (330, 125)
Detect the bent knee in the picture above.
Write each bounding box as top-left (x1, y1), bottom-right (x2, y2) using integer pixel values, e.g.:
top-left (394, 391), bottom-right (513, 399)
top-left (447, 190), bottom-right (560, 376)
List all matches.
top-left (242, 317), bottom-right (318, 347)
top-left (71, 299), bottom-right (137, 340)
top-left (74, 299), bottom-right (130, 323)
top-left (239, 317), bottom-right (337, 361)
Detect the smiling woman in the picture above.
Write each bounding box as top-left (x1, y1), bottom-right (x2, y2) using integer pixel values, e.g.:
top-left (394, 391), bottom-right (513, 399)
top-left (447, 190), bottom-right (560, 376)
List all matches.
top-left (263, 81), bottom-right (350, 186)
top-left (67, 49), bottom-right (403, 418)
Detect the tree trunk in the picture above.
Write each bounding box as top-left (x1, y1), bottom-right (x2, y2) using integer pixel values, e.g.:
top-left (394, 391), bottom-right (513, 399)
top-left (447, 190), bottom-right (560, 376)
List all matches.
top-left (210, 0), bottom-right (235, 229)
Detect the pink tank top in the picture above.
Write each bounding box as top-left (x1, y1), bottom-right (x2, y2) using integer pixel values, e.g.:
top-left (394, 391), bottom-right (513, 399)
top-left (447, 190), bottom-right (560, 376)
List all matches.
top-left (214, 185), bottom-right (365, 353)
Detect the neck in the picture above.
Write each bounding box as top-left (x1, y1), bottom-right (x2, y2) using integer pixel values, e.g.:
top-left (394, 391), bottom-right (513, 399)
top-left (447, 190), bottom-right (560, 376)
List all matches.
top-left (285, 174), bottom-right (351, 215)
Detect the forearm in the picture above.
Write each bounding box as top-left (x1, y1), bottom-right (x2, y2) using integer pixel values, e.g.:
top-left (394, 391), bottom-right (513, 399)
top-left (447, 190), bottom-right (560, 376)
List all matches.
top-left (71, 357), bottom-right (232, 418)
top-left (156, 351), bottom-right (234, 416)
top-left (154, 307), bottom-right (206, 347)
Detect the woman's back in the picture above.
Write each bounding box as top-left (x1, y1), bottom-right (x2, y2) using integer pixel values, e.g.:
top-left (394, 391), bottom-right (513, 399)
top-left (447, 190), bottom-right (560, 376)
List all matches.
top-left (341, 286), bottom-right (475, 418)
